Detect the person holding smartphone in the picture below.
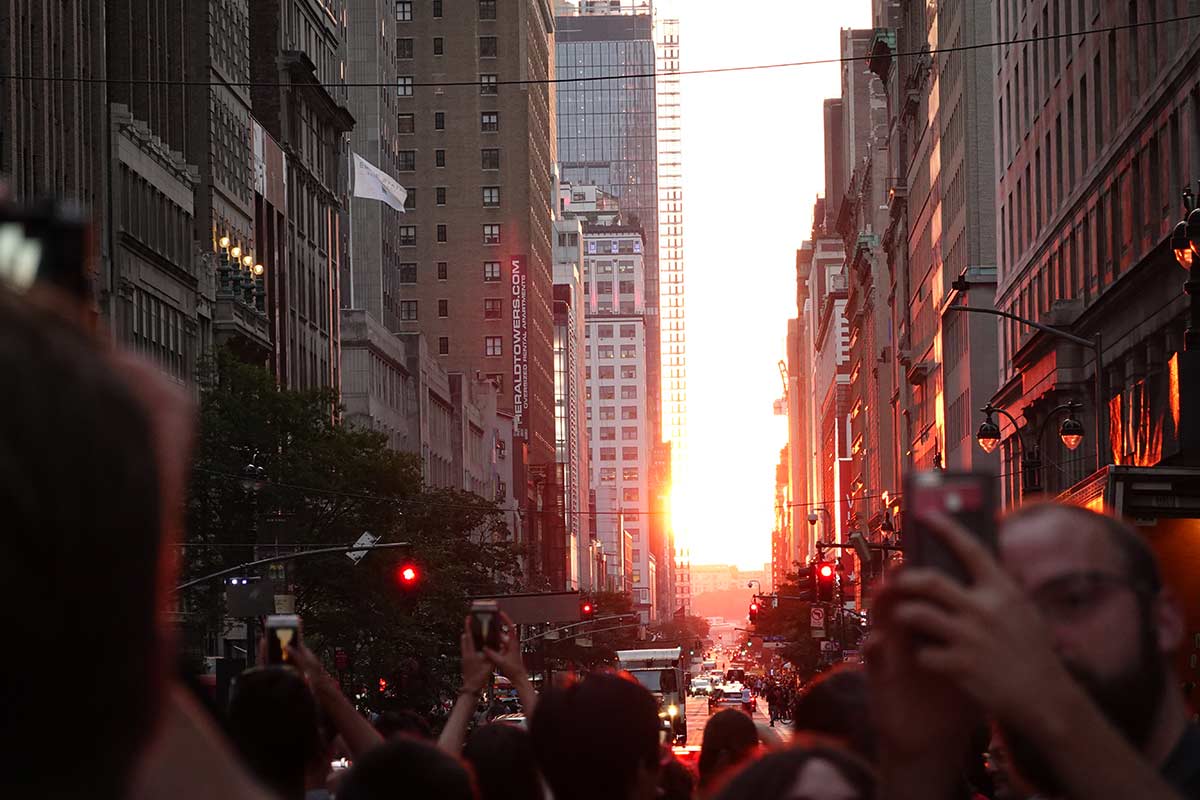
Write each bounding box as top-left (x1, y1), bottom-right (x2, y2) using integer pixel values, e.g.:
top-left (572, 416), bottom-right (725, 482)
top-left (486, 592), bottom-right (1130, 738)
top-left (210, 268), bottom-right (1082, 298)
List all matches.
top-left (871, 503), bottom-right (1198, 800)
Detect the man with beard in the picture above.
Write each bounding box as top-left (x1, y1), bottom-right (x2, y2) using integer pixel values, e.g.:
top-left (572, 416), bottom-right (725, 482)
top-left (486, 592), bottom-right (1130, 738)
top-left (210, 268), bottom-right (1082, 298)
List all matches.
top-left (868, 502), bottom-right (1200, 800)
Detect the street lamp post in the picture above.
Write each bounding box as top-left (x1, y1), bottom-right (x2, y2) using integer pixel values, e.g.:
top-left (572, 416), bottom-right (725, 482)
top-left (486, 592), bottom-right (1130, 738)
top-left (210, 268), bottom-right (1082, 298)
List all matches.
top-left (945, 299), bottom-right (1108, 471)
top-left (976, 400), bottom-right (1086, 494)
top-left (807, 506), bottom-right (834, 544)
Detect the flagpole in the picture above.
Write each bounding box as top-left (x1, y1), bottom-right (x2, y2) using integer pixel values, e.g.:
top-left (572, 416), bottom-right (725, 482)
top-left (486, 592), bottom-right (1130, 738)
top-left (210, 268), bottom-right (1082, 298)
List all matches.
top-left (347, 146), bottom-right (356, 309)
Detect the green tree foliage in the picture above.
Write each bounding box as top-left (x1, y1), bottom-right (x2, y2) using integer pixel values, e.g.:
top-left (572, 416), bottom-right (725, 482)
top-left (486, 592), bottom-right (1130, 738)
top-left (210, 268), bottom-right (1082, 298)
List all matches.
top-left (182, 351), bottom-right (522, 711)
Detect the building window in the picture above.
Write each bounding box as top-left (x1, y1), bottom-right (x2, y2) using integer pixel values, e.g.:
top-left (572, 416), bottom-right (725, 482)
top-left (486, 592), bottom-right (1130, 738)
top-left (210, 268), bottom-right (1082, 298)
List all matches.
top-left (600, 386), bottom-right (616, 400)
top-left (396, 0), bottom-right (412, 20)
top-left (398, 150), bottom-right (416, 171)
top-left (600, 447), bottom-right (617, 462)
top-left (485, 336), bottom-right (502, 357)
top-left (437, 262), bottom-right (448, 280)
top-left (483, 224), bottom-right (501, 244)
top-left (480, 74), bottom-right (498, 94)
top-left (598, 365), bottom-right (615, 379)
top-left (598, 324), bottom-right (613, 338)
top-left (600, 427), bottom-right (616, 441)
top-left (398, 38), bottom-right (413, 58)
top-left (619, 324), bottom-right (636, 338)
top-left (480, 36), bottom-right (497, 58)
top-left (597, 281), bottom-right (612, 295)
top-left (433, 37), bottom-right (444, 55)
top-left (622, 447), bottom-right (639, 461)
top-left (618, 280), bottom-right (635, 294)
top-left (482, 186), bottom-right (500, 207)
top-left (398, 113), bottom-right (415, 133)
top-left (434, 111), bottom-right (445, 130)
top-left (621, 365), bottom-right (637, 379)
top-left (399, 263), bottom-right (417, 283)
top-left (621, 385), bottom-right (637, 399)
top-left (481, 148), bottom-right (500, 170)
top-left (598, 345), bottom-right (615, 359)
top-left (484, 261), bottom-right (501, 281)
top-left (621, 406), bottom-right (638, 420)
top-left (436, 224), bottom-right (447, 242)
top-left (600, 467), bottom-right (616, 482)
top-left (404, 189), bottom-right (416, 210)
top-left (432, 0), bottom-right (442, 16)
top-left (481, 112), bottom-right (499, 132)
top-left (479, 0), bottom-right (496, 19)
top-left (438, 336), bottom-right (449, 355)
top-left (435, 149), bottom-right (446, 167)
top-left (397, 76), bottom-right (413, 96)
top-left (622, 427), bottom-right (638, 441)
top-left (399, 226), bottom-right (416, 246)
top-left (484, 298), bottom-right (502, 319)
top-left (623, 488), bottom-right (639, 502)
top-left (400, 300), bottom-right (418, 320)
top-left (599, 407), bottom-right (616, 420)
top-left (620, 345), bottom-right (636, 359)
top-left (438, 299), bottom-right (449, 317)
top-left (436, 186), bottom-right (446, 205)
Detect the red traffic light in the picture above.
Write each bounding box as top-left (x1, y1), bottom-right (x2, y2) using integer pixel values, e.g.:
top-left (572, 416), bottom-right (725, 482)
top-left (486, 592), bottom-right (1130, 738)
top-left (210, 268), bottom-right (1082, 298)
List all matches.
top-left (749, 601), bottom-right (759, 612)
top-left (819, 564), bottom-right (834, 578)
top-left (581, 602), bottom-right (594, 617)
top-left (396, 563), bottom-right (419, 586)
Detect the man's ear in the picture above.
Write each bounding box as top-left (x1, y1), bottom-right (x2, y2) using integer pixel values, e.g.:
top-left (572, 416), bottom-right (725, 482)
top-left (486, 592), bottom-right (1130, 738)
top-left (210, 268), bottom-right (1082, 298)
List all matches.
top-left (1153, 587), bottom-right (1186, 655)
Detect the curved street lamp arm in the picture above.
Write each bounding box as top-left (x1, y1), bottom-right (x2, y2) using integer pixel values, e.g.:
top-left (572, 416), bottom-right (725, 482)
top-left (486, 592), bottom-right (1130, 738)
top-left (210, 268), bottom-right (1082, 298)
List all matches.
top-left (174, 541), bottom-right (413, 593)
top-left (983, 403), bottom-right (1028, 454)
top-left (945, 305), bottom-right (1093, 348)
top-left (1032, 401), bottom-right (1083, 456)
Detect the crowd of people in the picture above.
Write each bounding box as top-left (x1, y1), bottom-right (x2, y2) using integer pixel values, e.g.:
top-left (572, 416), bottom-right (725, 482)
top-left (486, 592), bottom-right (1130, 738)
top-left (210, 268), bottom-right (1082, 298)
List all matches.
top-left (6, 284), bottom-right (1200, 800)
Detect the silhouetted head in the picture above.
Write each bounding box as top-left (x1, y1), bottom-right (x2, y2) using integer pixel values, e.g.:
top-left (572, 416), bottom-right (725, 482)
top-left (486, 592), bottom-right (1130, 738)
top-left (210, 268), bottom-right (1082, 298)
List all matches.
top-left (375, 709), bottom-right (433, 741)
top-left (227, 667), bottom-right (323, 800)
top-left (463, 721), bottom-right (542, 800)
top-left (791, 664), bottom-right (875, 762)
top-left (337, 736), bottom-right (479, 800)
top-left (0, 289), bottom-right (166, 798)
top-left (531, 672), bottom-right (661, 800)
top-left (698, 709), bottom-right (759, 790)
top-left (710, 738), bottom-right (876, 800)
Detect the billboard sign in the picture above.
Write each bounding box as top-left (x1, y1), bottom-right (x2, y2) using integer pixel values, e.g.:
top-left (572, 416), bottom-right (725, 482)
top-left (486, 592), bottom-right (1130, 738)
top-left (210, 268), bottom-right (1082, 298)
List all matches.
top-left (511, 255), bottom-right (529, 439)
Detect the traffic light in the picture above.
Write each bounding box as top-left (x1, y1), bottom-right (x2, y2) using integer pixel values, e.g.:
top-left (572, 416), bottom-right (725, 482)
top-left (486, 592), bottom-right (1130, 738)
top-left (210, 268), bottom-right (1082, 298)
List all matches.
top-left (748, 600), bottom-right (759, 625)
top-left (817, 561), bottom-right (836, 602)
top-left (580, 600), bottom-right (595, 620)
top-left (395, 562), bottom-right (420, 589)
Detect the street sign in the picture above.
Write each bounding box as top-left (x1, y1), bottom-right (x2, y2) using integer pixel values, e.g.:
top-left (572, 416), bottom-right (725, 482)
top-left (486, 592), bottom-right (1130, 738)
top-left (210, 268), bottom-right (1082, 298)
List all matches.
top-left (809, 607), bottom-right (825, 628)
top-left (346, 532), bottom-right (381, 564)
top-left (820, 640), bottom-right (837, 652)
top-left (543, 629), bottom-right (560, 640)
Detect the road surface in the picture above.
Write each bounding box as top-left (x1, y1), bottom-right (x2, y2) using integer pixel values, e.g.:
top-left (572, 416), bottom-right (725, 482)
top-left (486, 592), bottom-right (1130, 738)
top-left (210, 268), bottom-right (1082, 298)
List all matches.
top-left (684, 696), bottom-right (792, 748)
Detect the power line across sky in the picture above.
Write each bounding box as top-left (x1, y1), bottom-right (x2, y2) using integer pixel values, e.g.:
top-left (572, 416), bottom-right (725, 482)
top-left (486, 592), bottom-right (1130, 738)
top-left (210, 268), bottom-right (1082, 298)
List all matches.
top-left (0, 13), bottom-right (1193, 90)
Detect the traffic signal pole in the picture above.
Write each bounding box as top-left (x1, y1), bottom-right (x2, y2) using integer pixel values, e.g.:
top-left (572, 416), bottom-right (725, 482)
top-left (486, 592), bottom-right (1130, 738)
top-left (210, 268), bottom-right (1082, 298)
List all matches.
top-left (174, 542), bottom-right (414, 592)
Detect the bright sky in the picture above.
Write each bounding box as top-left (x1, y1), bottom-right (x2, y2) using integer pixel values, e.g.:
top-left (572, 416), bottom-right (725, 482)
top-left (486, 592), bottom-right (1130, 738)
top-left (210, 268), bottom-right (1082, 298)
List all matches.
top-left (671, 0), bottom-right (871, 568)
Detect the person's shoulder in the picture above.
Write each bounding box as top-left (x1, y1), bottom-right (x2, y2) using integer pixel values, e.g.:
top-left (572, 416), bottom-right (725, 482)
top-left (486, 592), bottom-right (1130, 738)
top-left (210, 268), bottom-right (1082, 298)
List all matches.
top-left (1162, 722), bottom-right (1200, 798)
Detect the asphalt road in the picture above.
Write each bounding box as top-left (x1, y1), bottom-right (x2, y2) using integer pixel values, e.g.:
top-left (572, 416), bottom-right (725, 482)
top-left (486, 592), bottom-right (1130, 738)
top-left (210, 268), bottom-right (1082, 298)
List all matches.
top-left (684, 696), bottom-right (792, 748)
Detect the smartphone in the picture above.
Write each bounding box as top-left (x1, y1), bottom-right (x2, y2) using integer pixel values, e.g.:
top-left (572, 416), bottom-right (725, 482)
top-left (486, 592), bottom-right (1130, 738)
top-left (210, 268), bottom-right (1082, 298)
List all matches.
top-left (902, 470), bottom-right (998, 583)
top-left (0, 200), bottom-right (93, 301)
top-left (265, 614), bottom-right (302, 666)
top-left (469, 599), bottom-right (502, 652)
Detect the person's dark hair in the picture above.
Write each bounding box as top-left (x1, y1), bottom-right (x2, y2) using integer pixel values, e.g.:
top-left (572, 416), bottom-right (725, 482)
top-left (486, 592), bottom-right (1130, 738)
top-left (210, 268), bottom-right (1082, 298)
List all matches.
top-left (0, 290), bottom-right (165, 798)
top-left (375, 708), bottom-right (433, 740)
top-left (710, 738), bottom-right (876, 800)
top-left (336, 736), bottom-right (479, 800)
top-left (698, 708), bottom-right (759, 789)
top-left (463, 722), bottom-right (542, 800)
top-left (1003, 503), bottom-right (1163, 599)
top-left (658, 755), bottom-right (696, 800)
top-left (530, 672), bottom-right (661, 800)
top-left (790, 664), bottom-right (876, 762)
top-left (227, 667), bottom-right (323, 800)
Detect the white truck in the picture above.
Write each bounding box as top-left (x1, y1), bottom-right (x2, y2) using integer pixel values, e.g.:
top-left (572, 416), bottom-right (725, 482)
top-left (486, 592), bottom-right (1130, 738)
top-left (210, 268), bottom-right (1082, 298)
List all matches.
top-left (617, 647), bottom-right (687, 744)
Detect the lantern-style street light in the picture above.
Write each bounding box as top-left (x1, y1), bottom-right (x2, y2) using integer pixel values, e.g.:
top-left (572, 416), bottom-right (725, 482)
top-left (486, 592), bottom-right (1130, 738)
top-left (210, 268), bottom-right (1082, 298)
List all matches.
top-left (976, 400), bottom-right (1084, 494)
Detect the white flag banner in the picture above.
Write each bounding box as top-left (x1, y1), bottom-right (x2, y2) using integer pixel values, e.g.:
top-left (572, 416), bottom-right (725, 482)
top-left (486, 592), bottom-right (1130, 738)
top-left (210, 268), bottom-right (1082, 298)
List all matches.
top-left (353, 153), bottom-right (407, 212)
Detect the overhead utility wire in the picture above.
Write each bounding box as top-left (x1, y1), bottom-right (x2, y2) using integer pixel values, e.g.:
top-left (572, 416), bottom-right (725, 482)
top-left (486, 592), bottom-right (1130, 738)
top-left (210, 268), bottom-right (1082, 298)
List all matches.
top-left (0, 13), bottom-right (1194, 89)
top-left (194, 452), bottom-right (1100, 516)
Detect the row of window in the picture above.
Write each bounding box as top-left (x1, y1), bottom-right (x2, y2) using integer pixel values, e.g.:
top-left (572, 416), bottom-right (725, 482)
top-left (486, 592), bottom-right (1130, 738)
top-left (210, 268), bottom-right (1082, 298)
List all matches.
top-left (597, 447), bottom-right (641, 462)
top-left (397, 75), bottom-right (498, 96)
top-left (586, 365), bottom-right (639, 380)
top-left (396, 0), bottom-right (496, 21)
top-left (589, 407), bottom-right (640, 421)
top-left (399, 36), bottom-right (497, 59)
top-left (583, 281), bottom-right (637, 295)
top-left (587, 386), bottom-right (640, 400)
top-left (395, 148), bottom-right (501, 173)
top-left (400, 111), bottom-right (499, 133)
top-left (583, 260), bottom-right (637, 275)
top-left (399, 261), bottom-right (503, 282)
top-left (586, 345), bottom-right (639, 359)
top-left (587, 324), bottom-right (639, 339)
top-left (397, 298), bottom-right (506, 320)
top-left (396, 223), bottom-right (501, 246)
top-left (596, 427), bottom-right (641, 441)
top-left (598, 467), bottom-right (640, 482)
